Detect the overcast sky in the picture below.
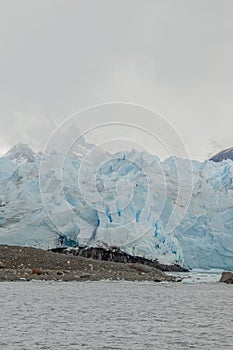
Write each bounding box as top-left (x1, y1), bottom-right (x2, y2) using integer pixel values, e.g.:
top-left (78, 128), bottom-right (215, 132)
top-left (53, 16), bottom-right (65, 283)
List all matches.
top-left (0, 0), bottom-right (233, 160)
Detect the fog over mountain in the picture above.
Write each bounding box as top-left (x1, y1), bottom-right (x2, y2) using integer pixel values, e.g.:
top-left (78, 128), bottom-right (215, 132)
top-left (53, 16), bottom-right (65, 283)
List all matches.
top-left (0, 0), bottom-right (233, 160)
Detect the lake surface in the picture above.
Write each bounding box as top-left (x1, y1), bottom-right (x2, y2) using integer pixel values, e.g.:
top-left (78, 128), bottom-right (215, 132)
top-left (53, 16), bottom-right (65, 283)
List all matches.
top-left (0, 279), bottom-right (233, 350)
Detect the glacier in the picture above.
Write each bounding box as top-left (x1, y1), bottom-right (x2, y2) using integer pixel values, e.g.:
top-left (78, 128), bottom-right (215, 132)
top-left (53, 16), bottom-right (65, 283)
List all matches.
top-left (0, 142), bottom-right (233, 270)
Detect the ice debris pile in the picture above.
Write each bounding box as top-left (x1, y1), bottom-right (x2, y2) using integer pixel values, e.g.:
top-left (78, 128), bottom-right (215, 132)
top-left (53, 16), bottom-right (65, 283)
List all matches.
top-left (0, 142), bottom-right (233, 270)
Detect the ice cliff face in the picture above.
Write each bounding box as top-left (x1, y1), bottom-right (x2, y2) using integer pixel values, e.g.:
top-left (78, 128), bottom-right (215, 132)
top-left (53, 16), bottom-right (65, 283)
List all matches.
top-left (0, 142), bottom-right (232, 270)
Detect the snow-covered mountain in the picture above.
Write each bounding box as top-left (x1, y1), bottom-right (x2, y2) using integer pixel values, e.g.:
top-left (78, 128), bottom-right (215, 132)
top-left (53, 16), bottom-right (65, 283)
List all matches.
top-left (0, 142), bottom-right (233, 270)
top-left (4, 143), bottom-right (40, 164)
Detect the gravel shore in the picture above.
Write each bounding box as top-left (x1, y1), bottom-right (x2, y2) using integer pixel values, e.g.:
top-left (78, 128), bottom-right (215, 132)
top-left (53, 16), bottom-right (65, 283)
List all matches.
top-left (0, 245), bottom-right (178, 282)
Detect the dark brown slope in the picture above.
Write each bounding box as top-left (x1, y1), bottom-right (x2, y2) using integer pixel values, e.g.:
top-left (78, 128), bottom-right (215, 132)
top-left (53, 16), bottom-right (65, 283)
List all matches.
top-left (0, 245), bottom-right (180, 282)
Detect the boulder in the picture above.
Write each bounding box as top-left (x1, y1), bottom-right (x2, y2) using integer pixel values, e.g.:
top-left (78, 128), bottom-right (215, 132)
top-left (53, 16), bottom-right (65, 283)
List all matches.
top-left (0, 261), bottom-right (5, 269)
top-left (220, 271), bottom-right (233, 284)
top-left (32, 268), bottom-right (42, 275)
top-left (127, 263), bottom-right (152, 273)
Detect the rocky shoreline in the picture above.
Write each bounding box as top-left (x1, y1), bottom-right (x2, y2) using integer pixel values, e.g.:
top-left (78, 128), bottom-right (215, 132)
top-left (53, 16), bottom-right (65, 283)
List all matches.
top-left (0, 245), bottom-right (181, 282)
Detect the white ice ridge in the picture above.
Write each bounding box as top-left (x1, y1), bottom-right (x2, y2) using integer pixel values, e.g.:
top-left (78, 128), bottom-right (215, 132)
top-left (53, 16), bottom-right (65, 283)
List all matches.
top-left (0, 142), bottom-right (232, 270)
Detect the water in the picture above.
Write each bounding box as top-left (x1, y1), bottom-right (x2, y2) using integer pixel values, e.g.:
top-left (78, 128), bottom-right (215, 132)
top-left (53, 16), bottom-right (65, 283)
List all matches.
top-left (167, 269), bottom-right (223, 284)
top-left (0, 280), bottom-right (233, 350)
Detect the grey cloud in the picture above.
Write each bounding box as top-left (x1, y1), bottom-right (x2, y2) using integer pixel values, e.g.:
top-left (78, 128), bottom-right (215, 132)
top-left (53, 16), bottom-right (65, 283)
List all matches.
top-left (0, 0), bottom-right (232, 160)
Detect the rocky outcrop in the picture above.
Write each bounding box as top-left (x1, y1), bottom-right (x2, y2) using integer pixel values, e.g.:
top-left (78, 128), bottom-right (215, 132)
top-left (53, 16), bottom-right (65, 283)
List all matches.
top-left (210, 147), bottom-right (233, 162)
top-left (220, 271), bottom-right (233, 284)
top-left (0, 245), bottom-right (180, 282)
top-left (50, 246), bottom-right (188, 272)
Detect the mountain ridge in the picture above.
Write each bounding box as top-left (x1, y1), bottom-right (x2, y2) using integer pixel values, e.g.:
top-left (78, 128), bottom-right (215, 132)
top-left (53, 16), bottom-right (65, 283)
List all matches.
top-left (210, 147), bottom-right (233, 162)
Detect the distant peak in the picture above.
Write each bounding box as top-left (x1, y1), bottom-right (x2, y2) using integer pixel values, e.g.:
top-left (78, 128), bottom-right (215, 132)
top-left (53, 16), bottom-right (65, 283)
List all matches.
top-left (210, 147), bottom-right (233, 162)
top-left (4, 143), bottom-right (36, 163)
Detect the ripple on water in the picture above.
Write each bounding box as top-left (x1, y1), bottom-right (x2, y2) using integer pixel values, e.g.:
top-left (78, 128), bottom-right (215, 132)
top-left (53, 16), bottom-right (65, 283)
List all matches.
top-left (0, 281), bottom-right (233, 350)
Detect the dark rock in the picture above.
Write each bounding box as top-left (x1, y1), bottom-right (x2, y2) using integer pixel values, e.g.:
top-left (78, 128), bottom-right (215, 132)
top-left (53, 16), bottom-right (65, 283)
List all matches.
top-left (32, 268), bottom-right (42, 275)
top-left (210, 147), bottom-right (233, 162)
top-left (80, 273), bottom-right (91, 279)
top-left (220, 271), bottom-right (233, 284)
top-left (50, 246), bottom-right (188, 272)
top-left (176, 278), bottom-right (183, 282)
top-left (0, 261), bottom-right (5, 269)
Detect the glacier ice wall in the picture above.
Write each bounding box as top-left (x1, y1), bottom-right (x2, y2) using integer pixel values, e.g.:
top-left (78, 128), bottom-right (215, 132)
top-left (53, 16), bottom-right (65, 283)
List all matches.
top-left (0, 143), bottom-right (233, 269)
